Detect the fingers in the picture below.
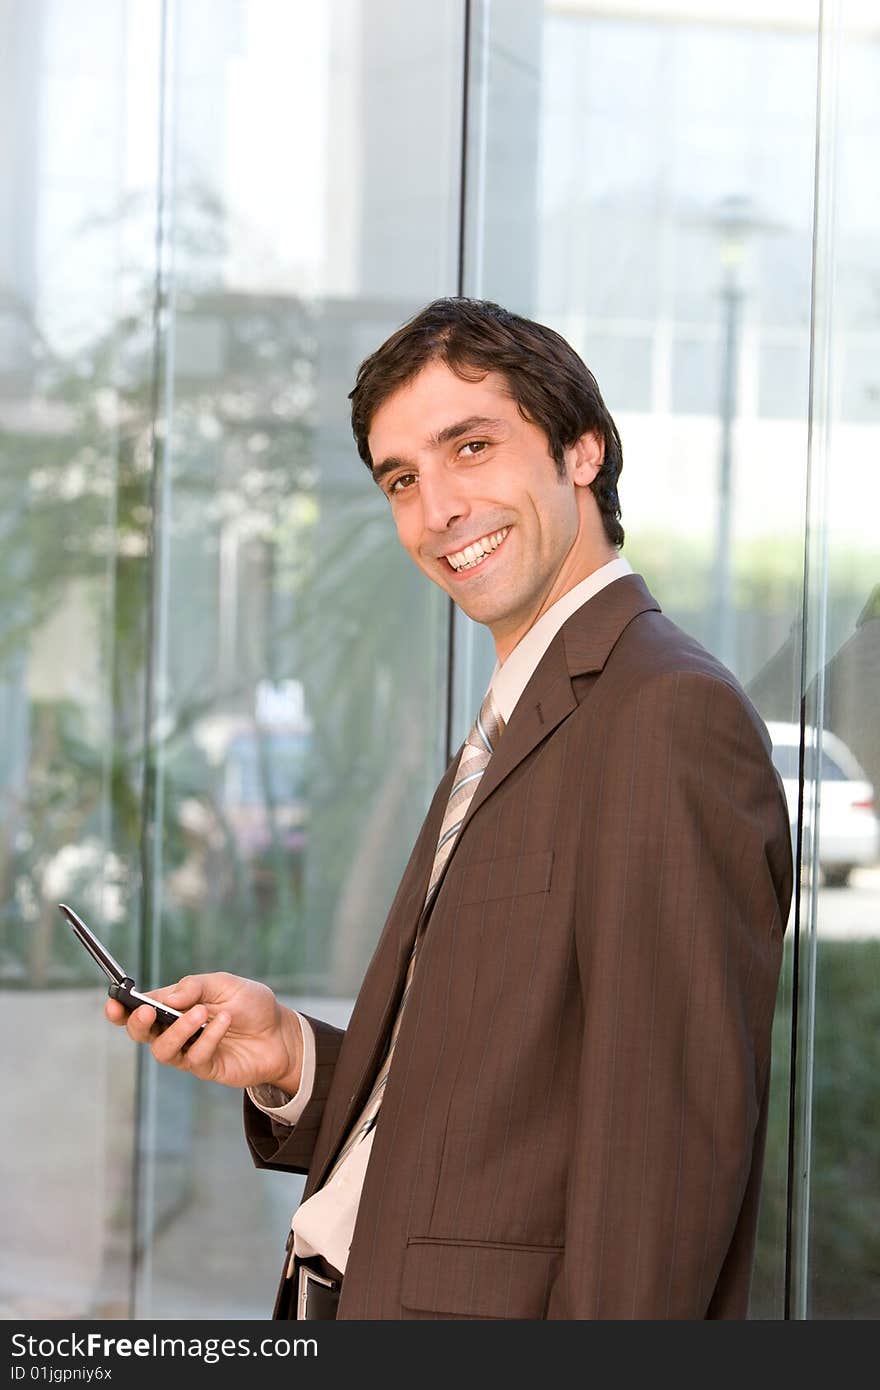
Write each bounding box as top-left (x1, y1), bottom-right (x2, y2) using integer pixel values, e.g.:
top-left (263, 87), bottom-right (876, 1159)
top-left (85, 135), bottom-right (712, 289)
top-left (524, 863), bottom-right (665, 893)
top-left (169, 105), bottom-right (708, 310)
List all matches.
top-left (102, 972), bottom-right (256, 1082)
top-left (174, 1009), bottom-right (232, 1073)
top-left (104, 978), bottom-right (200, 1032)
top-left (150, 973), bottom-right (243, 1013)
top-left (104, 989), bottom-right (233, 1077)
top-left (149, 1005), bottom-right (232, 1076)
top-left (103, 996), bottom-right (161, 1041)
top-left (104, 997), bottom-right (129, 1027)
top-left (103, 973), bottom-right (236, 1047)
top-left (126, 1002), bottom-right (165, 1044)
top-left (142, 975), bottom-right (207, 1010)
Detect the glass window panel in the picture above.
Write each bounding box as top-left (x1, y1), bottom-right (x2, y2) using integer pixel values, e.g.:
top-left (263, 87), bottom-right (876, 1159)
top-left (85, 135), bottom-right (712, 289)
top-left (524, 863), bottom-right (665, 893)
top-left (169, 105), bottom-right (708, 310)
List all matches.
top-left (0, 0), bottom-right (162, 1318)
top-left (839, 331), bottom-right (880, 424)
top-left (470, 0), bottom-right (822, 1318)
top-left (581, 331), bottom-right (654, 415)
top-left (803, 3), bottom-right (880, 1321)
top-left (771, 741), bottom-right (801, 782)
top-left (138, 0), bottom-right (464, 1319)
top-left (758, 337), bottom-right (811, 420)
top-left (672, 331), bottom-right (719, 414)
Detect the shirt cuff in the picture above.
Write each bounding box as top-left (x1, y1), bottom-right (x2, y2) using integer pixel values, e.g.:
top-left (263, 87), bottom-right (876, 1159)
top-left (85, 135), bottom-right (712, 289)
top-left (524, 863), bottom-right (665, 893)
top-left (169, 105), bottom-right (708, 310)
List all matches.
top-left (246, 1012), bottom-right (316, 1124)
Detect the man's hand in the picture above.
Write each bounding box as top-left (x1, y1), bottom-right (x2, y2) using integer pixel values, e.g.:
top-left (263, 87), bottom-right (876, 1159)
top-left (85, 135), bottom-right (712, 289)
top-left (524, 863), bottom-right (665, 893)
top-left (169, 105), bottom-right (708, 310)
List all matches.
top-left (104, 972), bottom-right (303, 1095)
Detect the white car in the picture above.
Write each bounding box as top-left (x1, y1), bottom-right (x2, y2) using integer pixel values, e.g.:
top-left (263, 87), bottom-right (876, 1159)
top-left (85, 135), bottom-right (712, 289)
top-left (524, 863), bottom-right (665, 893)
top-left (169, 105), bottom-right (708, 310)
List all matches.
top-left (766, 721), bottom-right (880, 887)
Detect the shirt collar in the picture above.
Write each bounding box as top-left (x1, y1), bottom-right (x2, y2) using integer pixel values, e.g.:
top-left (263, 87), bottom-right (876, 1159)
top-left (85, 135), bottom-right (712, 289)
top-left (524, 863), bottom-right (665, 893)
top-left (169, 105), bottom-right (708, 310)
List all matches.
top-left (488, 555), bottom-right (633, 725)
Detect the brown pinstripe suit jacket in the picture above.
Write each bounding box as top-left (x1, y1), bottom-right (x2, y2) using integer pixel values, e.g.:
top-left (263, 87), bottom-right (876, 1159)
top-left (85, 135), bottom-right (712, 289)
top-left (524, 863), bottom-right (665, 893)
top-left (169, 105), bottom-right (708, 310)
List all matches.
top-left (245, 573), bottom-right (793, 1319)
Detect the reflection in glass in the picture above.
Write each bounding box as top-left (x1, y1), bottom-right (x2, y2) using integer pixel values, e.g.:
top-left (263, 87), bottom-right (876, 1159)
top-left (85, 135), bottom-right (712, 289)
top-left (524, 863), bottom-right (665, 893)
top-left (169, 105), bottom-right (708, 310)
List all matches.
top-left (136, 0), bottom-right (463, 1318)
top-left (793, 0), bottom-right (880, 1320)
top-left (0, 0), bottom-right (161, 1318)
top-left (466, 0), bottom-right (831, 1318)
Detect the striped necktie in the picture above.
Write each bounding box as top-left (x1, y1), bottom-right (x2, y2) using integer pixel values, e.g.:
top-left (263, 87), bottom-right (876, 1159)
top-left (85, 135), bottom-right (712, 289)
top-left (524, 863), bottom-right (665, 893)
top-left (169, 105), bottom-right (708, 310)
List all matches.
top-left (426, 686), bottom-right (505, 900)
top-left (323, 687), bottom-right (505, 1182)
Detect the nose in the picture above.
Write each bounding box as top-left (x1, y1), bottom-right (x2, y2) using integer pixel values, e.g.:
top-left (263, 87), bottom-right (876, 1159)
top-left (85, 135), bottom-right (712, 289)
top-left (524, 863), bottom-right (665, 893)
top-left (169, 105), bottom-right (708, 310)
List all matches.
top-left (418, 465), bottom-right (470, 535)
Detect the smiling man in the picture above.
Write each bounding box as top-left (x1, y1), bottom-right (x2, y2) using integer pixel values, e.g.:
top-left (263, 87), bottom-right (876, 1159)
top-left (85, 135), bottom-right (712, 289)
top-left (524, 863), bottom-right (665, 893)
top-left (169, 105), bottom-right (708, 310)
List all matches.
top-left (108, 298), bottom-right (793, 1320)
top-left (367, 360), bottom-right (612, 658)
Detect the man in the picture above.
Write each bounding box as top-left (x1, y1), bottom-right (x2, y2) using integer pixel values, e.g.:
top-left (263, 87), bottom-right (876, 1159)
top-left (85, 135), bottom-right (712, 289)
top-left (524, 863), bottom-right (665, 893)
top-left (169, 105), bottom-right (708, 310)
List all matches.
top-left (107, 298), bottom-right (793, 1319)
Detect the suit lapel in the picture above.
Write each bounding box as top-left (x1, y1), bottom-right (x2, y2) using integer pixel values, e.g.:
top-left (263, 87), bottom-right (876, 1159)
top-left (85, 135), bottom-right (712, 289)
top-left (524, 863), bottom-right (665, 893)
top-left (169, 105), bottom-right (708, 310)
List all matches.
top-left (444, 573), bottom-right (662, 859)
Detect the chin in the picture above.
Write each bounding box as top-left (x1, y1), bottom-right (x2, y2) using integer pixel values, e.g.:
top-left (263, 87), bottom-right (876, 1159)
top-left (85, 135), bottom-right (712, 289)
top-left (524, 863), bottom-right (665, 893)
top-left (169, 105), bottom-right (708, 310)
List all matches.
top-left (457, 596), bottom-right (510, 628)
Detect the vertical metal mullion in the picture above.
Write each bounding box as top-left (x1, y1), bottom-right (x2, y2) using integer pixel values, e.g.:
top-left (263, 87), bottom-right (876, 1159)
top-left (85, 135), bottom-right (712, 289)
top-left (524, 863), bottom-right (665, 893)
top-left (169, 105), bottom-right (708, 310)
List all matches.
top-left (785, 0), bottom-right (840, 1323)
top-left (132, 0), bottom-right (176, 1320)
top-left (445, 0), bottom-right (474, 766)
top-left (456, 0), bottom-right (473, 300)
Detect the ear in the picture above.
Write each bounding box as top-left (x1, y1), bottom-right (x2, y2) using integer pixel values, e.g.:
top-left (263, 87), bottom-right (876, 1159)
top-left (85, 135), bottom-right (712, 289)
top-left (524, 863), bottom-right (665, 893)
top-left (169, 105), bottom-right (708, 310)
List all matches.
top-left (567, 430), bottom-right (604, 487)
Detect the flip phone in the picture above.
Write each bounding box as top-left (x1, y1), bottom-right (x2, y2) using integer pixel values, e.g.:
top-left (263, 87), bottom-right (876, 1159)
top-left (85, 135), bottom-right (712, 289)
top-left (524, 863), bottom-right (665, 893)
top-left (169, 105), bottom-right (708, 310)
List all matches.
top-left (58, 902), bottom-right (205, 1039)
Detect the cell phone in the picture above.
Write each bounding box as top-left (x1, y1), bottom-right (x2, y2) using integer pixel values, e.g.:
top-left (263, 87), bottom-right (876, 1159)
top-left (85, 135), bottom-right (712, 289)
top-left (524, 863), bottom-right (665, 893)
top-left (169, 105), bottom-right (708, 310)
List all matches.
top-left (58, 902), bottom-right (204, 1039)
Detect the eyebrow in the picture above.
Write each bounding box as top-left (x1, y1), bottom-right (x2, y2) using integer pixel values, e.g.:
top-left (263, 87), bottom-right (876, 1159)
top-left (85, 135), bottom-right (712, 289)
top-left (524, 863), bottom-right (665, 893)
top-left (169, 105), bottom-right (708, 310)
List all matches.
top-left (371, 416), bottom-right (508, 486)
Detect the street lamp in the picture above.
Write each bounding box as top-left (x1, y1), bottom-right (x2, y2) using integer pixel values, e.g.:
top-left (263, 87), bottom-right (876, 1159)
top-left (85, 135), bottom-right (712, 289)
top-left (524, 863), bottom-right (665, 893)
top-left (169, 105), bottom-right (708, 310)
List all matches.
top-left (712, 193), bottom-right (751, 671)
top-left (705, 193), bottom-right (786, 671)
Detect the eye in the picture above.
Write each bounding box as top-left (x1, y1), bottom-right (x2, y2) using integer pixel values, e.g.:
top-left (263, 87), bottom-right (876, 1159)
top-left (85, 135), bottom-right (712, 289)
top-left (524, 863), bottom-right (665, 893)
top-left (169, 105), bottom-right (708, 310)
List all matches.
top-left (387, 471), bottom-right (417, 497)
top-left (459, 440), bottom-right (488, 457)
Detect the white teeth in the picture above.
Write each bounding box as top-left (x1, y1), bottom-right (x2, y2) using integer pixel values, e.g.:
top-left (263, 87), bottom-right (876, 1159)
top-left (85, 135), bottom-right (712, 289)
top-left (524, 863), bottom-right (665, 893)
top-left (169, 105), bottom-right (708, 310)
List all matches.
top-left (446, 527), bottom-right (509, 572)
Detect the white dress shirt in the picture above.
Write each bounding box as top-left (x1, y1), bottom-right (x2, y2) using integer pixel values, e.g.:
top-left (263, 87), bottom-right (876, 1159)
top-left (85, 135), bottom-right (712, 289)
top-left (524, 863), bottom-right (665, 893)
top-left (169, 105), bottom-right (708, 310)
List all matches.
top-left (249, 555), bottom-right (633, 1274)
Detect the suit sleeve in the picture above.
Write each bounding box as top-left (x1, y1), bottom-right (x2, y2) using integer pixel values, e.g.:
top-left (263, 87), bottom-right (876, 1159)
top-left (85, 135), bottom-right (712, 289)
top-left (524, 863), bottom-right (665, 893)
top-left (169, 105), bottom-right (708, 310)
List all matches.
top-left (244, 1013), bottom-right (346, 1176)
top-left (550, 668), bottom-right (792, 1318)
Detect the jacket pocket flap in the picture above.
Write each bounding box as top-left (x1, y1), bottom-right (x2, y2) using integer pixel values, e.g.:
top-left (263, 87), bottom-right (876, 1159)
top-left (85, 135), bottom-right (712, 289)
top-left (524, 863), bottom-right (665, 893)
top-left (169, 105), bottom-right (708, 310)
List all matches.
top-left (401, 1238), bottom-right (561, 1318)
top-left (458, 850), bottom-right (553, 906)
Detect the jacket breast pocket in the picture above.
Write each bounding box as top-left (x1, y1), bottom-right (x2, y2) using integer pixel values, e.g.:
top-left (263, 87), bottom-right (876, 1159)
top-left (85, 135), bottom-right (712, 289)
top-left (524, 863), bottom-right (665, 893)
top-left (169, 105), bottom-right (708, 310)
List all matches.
top-left (401, 1237), bottom-right (562, 1319)
top-left (457, 849), bottom-right (553, 907)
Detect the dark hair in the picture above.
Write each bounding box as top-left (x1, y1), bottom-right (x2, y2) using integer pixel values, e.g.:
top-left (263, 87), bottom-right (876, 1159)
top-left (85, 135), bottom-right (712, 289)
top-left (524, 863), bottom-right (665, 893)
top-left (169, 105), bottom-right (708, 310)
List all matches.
top-left (348, 297), bottom-right (624, 548)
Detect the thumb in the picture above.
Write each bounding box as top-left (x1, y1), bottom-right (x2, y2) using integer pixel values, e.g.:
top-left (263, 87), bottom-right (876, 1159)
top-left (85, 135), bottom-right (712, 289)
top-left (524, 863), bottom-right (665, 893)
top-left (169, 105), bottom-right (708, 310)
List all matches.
top-left (149, 974), bottom-right (207, 1009)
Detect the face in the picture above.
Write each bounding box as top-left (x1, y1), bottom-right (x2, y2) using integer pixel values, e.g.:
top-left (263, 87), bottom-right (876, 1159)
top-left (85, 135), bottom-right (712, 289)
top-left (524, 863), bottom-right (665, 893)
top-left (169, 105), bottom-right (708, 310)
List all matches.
top-left (367, 360), bottom-right (612, 660)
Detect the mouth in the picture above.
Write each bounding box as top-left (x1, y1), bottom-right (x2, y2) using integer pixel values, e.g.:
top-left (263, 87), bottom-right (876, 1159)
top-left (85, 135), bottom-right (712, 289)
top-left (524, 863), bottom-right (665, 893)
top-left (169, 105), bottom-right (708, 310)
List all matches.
top-left (442, 526), bottom-right (511, 576)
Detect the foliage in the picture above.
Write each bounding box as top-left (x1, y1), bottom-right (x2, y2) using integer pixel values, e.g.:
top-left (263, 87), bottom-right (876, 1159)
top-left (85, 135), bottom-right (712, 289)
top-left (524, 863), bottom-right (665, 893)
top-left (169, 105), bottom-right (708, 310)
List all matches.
top-left (752, 937), bottom-right (880, 1320)
top-left (0, 188), bottom-right (319, 988)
